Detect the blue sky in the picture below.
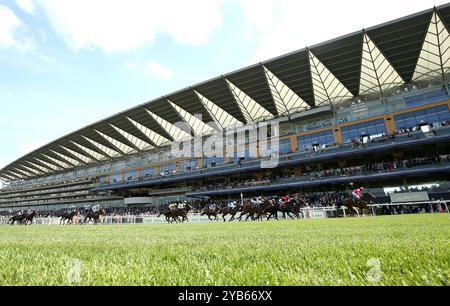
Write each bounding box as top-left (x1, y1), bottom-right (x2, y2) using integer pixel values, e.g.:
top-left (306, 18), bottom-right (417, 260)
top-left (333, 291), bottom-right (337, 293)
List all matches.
top-left (0, 0), bottom-right (448, 171)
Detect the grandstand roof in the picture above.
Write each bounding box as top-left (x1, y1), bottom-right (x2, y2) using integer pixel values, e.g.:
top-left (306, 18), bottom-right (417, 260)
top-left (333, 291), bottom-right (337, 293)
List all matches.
top-left (2, 4), bottom-right (450, 183)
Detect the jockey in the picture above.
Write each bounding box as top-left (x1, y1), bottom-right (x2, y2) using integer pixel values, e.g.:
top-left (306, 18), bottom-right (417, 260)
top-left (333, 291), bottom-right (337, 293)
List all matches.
top-left (92, 205), bottom-right (100, 213)
top-left (169, 203), bottom-right (177, 211)
top-left (352, 187), bottom-right (365, 201)
top-left (279, 196), bottom-right (290, 206)
top-left (208, 202), bottom-right (216, 211)
top-left (251, 196), bottom-right (264, 207)
top-left (177, 202), bottom-right (186, 210)
top-left (228, 201), bottom-right (237, 209)
top-left (18, 210), bottom-right (23, 216)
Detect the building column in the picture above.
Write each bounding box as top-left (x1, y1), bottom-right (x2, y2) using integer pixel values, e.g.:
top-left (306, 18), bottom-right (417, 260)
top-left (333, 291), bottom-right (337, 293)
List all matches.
top-left (384, 115), bottom-right (397, 134)
top-left (291, 135), bottom-right (298, 153)
top-left (333, 128), bottom-right (343, 144)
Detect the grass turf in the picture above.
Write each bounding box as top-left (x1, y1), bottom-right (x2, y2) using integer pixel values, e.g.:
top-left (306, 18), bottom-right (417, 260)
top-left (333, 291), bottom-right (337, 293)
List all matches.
top-left (0, 214), bottom-right (448, 286)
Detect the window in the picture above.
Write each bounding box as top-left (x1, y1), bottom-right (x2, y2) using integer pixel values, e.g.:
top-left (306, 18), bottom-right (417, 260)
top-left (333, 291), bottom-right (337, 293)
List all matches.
top-left (110, 173), bottom-right (122, 184)
top-left (297, 130), bottom-right (334, 152)
top-left (203, 156), bottom-right (224, 168)
top-left (234, 145), bottom-right (257, 160)
top-left (125, 170), bottom-right (138, 181)
top-left (394, 105), bottom-right (450, 131)
top-left (279, 138), bottom-right (292, 155)
top-left (141, 167), bottom-right (156, 178)
top-left (98, 176), bottom-right (108, 184)
top-left (279, 122), bottom-right (292, 135)
top-left (159, 163), bottom-right (176, 175)
top-left (180, 159), bottom-right (199, 172)
top-left (341, 119), bottom-right (386, 143)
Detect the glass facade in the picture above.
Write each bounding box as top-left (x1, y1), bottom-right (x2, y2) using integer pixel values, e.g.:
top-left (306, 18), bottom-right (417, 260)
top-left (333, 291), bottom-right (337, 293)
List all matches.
top-left (159, 163), bottom-right (176, 175)
top-left (124, 170), bottom-right (138, 181)
top-left (279, 138), bottom-right (292, 155)
top-left (297, 130), bottom-right (334, 152)
top-left (5, 85), bottom-right (449, 189)
top-left (109, 173), bottom-right (122, 184)
top-left (404, 88), bottom-right (448, 107)
top-left (203, 156), bottom-right (225, 168)
top-left (341, 119), bottom-right (386, 143)
top-left (141, 167), bottom-right (156, 178)
top-left (98, 176), bottom-right (109, 184)
top-left (394, 105), bottom-right (450, 131)
top-left (180, 159), bottom-right (199, 172)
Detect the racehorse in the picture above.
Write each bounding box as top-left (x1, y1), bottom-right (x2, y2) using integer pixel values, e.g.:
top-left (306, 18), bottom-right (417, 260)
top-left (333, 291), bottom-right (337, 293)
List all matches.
top-left (201, 205), bottom-right (220, 221)
top-left (237, 198), bottom-right (272, 221)
top-left (266, 196), bottom-right (306, 220)
top-left (83, 208), bottom-right (105, 224)
top-left (218, 203), bottom-right (242, 222)
top-left (177, 203), bottom-right (192, 223)
top-left (60, 209), bottom-right (79, 225)
top-left (340, 192), bottom-right (375, 216)
top-left (9, 210), bottom-right (37, 225)
top-left (159, 204), bottom-right (192, 224)
top-left (158, 209), bottom-right (181, 223)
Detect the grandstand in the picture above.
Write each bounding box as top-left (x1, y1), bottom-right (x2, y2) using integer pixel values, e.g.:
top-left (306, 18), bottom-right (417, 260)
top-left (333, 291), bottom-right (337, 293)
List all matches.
top-left (1, 5), bottom-right (450, 212)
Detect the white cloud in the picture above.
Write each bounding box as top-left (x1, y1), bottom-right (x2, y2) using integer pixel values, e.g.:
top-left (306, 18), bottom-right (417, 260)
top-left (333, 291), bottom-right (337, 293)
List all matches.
top-left (143, 61), bottom-right (173, 79)
top-left (125, 61), bottom-right (135, 69)
top-left (37, 0), bottom-right (224, 52)
top-left (240, 0), bottom-right (274, 33)
top-left (16, 0), bottom-right (35, 14)
top-left (39, 54), bottom-right (56, 63)
top-left (242, 0), bottom-right (450, 64)
top-left (0, 4), bottom-right (36, 52)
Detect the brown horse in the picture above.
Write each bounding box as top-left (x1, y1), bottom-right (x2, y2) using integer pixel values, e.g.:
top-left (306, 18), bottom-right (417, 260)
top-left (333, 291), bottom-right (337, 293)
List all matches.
top-left (266, 197), bottom-right (306, 220)
top-left (159, 204), bottom-right (192, 224)
top-left (238, 198), bottom-right (272, 221)
top-left (201, 206), bottom-right (220, 221)
top-left (158, 210), bottom-right (180, 223)
top-left (176, 204), bottom-right (192, 223)
top-left (219, 204), bottom-right (242, 222)
top-left (60, 209), bottom-right (78, 225)
top-left (341, 193), bottom-right (375, 216)
top-left (9, 210), bottom-right (37, 225)
top-left (83, 208), bottom-right (105, 224)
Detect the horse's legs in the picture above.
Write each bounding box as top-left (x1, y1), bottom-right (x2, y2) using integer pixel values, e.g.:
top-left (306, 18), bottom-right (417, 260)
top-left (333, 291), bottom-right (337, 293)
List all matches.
top-left (287, 212), bottom-right (295, 220)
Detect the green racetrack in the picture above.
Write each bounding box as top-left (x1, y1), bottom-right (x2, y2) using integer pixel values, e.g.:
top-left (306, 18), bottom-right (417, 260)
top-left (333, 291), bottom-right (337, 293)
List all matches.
top-left (0, 214), bottom-right (448, 286)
